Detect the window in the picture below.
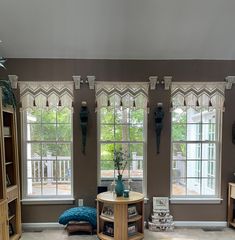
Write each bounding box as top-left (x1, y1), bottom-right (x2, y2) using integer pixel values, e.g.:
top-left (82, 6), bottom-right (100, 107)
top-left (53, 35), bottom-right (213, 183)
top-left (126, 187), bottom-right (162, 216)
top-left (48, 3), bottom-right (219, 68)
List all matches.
top-left (22, 108), bottom-right (73, 199)
top-left (98, 104), bottom-right (146, 194)
top-left (95, 81), bottom-right (149, 195)
top-left (170, 82), bottom-right (225, 200)
top-left (19, 81), bottom-right (74, 200)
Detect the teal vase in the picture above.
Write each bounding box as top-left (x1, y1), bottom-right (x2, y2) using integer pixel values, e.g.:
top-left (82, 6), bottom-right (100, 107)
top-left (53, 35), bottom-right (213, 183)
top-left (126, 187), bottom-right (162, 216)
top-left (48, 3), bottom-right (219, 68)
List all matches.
top-left (115, 175), bottom-right (124, 197)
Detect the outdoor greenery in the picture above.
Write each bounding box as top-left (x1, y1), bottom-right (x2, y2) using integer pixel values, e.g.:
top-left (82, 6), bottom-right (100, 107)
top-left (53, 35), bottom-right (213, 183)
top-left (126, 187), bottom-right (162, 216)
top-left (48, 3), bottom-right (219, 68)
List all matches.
top-left (27, 108), bottom-right (72, 159)
top-left (100, 107), bottom-right (144, 176)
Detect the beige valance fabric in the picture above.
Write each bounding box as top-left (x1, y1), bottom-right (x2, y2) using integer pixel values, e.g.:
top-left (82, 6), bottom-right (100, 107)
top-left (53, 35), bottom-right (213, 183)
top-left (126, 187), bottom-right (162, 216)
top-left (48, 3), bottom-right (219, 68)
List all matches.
top-left (19, 81), bottom-right (74, 110)
top-left (171, 82), bottom-right (225, 111)
top-left (95, 81), bottom-right (149, 110)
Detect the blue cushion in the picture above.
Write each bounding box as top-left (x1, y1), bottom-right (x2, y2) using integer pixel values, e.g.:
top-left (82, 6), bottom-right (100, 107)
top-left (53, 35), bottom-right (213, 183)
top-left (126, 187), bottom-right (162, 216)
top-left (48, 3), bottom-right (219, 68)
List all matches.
top-left (58, 207), bottom-right (97, 227)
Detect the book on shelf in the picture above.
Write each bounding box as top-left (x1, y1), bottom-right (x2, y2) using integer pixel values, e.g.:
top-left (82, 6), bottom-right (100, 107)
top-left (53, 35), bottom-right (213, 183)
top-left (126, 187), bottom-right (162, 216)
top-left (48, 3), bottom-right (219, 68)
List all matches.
top-left (128, 223), bottom-right (137, 236)
top-left (101, 204), bottom-right (114, 219)
top-left (103, 222), bottom-right (114, 237)
top-left (128, 204), bottom-right (138, 218)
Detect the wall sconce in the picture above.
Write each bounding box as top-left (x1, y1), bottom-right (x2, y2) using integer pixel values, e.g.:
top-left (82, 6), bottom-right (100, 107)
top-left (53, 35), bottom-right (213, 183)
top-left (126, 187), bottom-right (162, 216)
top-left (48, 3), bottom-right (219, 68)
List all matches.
top-left (80, 101), bottom-right (89, 154)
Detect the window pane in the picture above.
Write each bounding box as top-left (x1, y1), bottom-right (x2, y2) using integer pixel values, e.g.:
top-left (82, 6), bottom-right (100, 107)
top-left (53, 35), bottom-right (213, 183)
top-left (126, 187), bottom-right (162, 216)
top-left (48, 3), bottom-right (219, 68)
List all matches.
top-left (187, 124), bottom-right (201, 141)
top-left (130, 161), bottom-right (143, 178)
top-left (202, 161), bottom-right (216, 177)
top-left (41, 109), bottom-right (56, 123)
top-left (42, 124), bottom-right (57, 141)
top-left (202, 124), bottom-right (216, 141)
top-left (25, 107), bottom-right (73, 198)
top-left (171, 106), bottom-right (220, 198)
top-left (57, 180), bottom-right (71, 195)
top-left (115, 125), bottom-right (129, 141)
top-left (130, 109), bottom-right (144, 124)
top-left (130, 125), bottom-right (143, 141)
top-left (187, 161), bottom-right (201, 178)
top-left (115, 109), bottom-right (129, 124)
top-left (202, 143), bottom-right (216, 160)
top-left (28, 160), bottom-right (41, 180)
top-left (172, 179), bottom-right (186, 195)
top-left (42, 179), bottom-right (56, 195)
top-left (172, 161), bottom-right (186, 178)
top-left (202, 109), bottom-right (216, 123)
top-left (57, 144), bottom-right (71, 159)
top-left (172, 124), bottom-right (186, 141)
top-left (27, 110), bottom-right (41, 123)
top-left (56, 160), bottom-right (71, 180)
top-left (57, 108), bottom-right (71, 123)
top-left (100, 125), bottom-right (114, 141)
top-left (187, 108), bottom-right (201, 123)
top-left (27, 124), bottom-right (41, 141)
top-left (57, 124), bottom-right (72, 141)
top-left (130, 144), bottom-right (143, 160)
top-left (186, 178), bottom-right (201, 195)
top-left (28, 179), bottom-right (41, 195)
top-left (100, 144), bottom-right (114, 161)
top-left (100, 108), bottom-right (114, 124)
top-left (101, 161), bottom-right (114, 179)
top-left (42, 160), bottom-right (55, 178)
top-left (27, 143), bottom-right (41, 160)
top-left (42, 144), bottom-right (57, 160)
top-left (187, 143), bottom-right (201, 160)
top-left (172, 109), bottom-right (186, 123)
top-left (172, 143), bottom-right (186, 159)
top-left (202, 178), bottom-right (215, 195)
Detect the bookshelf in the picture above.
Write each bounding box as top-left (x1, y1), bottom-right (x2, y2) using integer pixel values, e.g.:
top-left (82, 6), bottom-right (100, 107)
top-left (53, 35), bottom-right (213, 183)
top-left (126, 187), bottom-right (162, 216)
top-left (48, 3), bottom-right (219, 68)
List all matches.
top-left (97, 191), bottom-right (144, 240)
top-left (0, 89), bottom-right (21, 240)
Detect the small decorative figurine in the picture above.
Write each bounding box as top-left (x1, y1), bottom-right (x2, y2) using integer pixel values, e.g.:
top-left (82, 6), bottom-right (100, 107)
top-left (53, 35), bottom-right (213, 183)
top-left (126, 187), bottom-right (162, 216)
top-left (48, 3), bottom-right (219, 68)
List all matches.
top-left (80, 101), bottom-right (89, 154)
top-left (154, 103), bottom-right (164, 154)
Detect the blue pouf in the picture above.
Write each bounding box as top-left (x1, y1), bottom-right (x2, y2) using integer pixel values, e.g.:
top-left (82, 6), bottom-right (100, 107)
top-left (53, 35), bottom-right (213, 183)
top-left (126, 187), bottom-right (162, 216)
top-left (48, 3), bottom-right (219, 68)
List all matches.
top-left (58, 206), bottom-right (97, 228)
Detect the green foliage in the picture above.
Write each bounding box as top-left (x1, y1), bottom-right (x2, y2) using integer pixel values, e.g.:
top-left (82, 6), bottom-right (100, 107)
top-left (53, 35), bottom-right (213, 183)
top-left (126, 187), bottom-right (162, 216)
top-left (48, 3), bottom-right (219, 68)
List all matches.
top-left (100, 107), bottom-right (145, 172)
top-left (113, 150), bottom-right (128, 176)
top-left (27, 108), bottom-right (72, 158)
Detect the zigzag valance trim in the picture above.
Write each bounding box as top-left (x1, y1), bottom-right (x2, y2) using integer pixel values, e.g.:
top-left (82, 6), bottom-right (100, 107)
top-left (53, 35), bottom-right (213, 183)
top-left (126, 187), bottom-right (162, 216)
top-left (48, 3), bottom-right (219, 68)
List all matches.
top-left (95, 81), bottom-right (149, 110)
top-left (171, 82), bottom-right (225, 111)
top-left (19, 81), bottom-right (74, 110)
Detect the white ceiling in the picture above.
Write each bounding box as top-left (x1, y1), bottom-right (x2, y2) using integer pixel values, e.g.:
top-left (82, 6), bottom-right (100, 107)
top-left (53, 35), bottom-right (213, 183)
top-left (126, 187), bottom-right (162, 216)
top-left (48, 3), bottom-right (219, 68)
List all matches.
top-left (1, 0), bottom-right (235, 59)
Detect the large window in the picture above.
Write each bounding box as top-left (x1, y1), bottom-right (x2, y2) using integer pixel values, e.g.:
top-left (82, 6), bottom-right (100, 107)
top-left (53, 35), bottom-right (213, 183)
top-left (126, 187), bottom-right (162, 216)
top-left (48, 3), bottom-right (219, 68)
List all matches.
top-left (171, 107), bottom-right (221, 198)
top-left (98, 105), bottom-right (146, 194)
top-left (22, 108), bottom-right (73, 199)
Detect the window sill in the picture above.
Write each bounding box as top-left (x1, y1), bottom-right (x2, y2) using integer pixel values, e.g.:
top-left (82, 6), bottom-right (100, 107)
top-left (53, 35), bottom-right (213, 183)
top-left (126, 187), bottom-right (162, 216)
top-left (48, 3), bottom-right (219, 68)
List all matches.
top-left (170, 198), bottom-right (223, 204)
top-left (21, 198), bottom-right (75, 205)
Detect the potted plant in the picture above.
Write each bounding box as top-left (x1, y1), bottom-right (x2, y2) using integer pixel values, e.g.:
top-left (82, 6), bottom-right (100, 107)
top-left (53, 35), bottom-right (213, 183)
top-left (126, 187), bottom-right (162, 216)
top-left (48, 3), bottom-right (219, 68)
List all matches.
top-left (113, 149), bottom-right (128, 197)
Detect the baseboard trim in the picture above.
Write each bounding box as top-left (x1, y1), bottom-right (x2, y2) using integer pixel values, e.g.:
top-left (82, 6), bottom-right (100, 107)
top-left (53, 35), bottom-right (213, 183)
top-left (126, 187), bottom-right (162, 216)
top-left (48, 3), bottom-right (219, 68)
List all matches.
top-left (174, 221), bottom-right (227, 227)
top-left (23, 221), bottom-right (228, 230)
top-left (22, 222), bottom-right (64, 230)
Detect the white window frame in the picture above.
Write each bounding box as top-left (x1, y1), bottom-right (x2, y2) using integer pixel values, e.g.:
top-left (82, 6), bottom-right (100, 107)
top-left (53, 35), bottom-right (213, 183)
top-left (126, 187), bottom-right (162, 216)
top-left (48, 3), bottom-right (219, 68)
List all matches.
top-left (170, 108), bottom-right (223, 204)
top-left (21, 109), bottom-right (74, 203)
top-left (97, 107), bottom-right (147, 197)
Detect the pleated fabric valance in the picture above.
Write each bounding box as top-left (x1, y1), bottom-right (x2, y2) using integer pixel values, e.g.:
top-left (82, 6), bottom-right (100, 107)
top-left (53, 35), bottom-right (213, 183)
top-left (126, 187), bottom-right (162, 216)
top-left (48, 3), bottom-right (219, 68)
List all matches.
top-left (19, 81), bottom-right (74, 110)
top-left (171, 82), bottom-right (225, 111)
top-left (95, 82), bottom-right (149, 110)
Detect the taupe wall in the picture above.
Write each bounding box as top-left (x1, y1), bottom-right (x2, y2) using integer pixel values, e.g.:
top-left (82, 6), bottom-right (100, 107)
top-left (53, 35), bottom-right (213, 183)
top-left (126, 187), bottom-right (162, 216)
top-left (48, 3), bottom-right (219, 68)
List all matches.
top-left (1, 59), bottom-right (235, 223)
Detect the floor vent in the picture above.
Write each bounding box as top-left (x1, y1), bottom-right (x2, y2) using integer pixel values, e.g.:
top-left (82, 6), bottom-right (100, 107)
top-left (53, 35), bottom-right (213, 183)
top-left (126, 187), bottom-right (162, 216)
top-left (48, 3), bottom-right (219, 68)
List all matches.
top-left (23, 229), bottom-right (43, 233)
top-left (202, 227), bottom-right (224, 232)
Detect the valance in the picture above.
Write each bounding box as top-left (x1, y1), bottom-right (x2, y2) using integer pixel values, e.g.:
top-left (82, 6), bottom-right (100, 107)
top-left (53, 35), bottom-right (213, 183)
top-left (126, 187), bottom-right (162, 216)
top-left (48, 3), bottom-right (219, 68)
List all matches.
top-left (95, 82), bottom-right (149, 110)
top-left (19, 81), bottom-right (74, 110)
top-left (171, 82), bottom-right (225, 111)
